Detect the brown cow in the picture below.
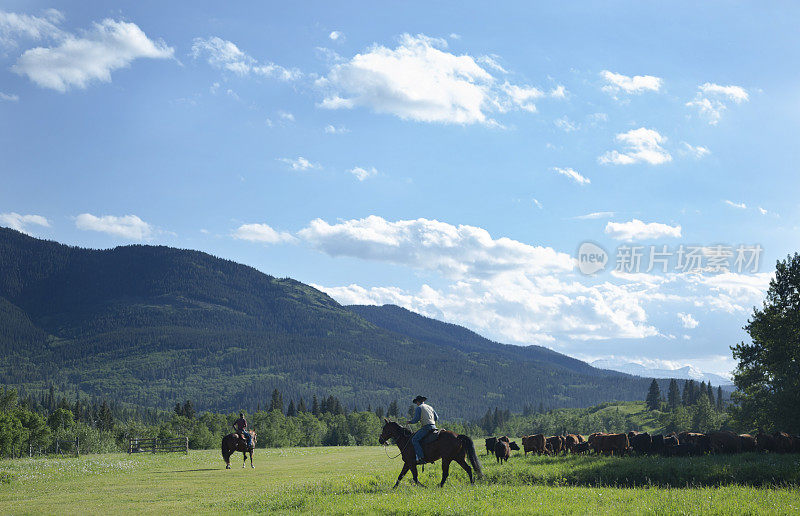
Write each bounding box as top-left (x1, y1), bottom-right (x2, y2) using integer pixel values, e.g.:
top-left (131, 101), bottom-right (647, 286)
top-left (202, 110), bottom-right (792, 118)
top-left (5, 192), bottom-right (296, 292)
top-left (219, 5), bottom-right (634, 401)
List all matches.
top-left (739, 434), bottom-right (757, 452)
top-left (522, 434), bottom-right (547, 456)
top-left (498, 435), bottom-right (510, 443)
top-left (678, 432), bottom-right (710, 454)
top-left (564, 434), bottom-right (582, 453)
top-left (485, 437), bottom-right (497, 456)
top-left (774, 432), bottom-right (793, 453)
top-left (756, 431), bottom-right (778, 453)
top-left (708, 430), bottom-right (741, 454)
top-left (589, 433), bottom-right (629, 456)
top-left (546, 435), bottom-right (564, 455)
top-left (494, 440), bottom-right (510, 463)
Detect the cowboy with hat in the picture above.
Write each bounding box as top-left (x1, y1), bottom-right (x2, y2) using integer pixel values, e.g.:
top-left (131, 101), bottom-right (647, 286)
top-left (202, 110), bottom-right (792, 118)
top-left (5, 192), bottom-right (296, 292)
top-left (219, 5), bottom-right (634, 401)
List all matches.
top-left (408, 395), bottom-right (439, 464)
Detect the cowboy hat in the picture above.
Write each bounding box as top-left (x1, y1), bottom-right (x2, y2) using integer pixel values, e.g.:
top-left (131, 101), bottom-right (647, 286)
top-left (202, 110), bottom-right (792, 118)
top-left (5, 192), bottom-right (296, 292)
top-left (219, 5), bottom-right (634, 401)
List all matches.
top-left (412, 395), bottom-right (427, 404)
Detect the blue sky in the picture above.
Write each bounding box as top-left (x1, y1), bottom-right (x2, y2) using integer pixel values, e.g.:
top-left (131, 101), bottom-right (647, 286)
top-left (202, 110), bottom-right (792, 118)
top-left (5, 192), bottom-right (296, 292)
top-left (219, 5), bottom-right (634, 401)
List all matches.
top-left (2, 1), bottom-right (799, 377)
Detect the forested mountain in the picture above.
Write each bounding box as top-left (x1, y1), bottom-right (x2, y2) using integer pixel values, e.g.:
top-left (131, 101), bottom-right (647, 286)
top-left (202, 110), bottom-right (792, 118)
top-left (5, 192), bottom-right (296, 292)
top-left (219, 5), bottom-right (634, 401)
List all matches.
top-left (0, 227), bottom-right (656, 418)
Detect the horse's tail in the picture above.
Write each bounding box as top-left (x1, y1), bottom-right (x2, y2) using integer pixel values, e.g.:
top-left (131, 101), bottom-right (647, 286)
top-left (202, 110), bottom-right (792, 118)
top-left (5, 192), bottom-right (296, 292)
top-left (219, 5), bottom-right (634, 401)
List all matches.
top-left (458, 434), bottom-right (483, 479)
top-left (221, 435), bottom-right (232, 461)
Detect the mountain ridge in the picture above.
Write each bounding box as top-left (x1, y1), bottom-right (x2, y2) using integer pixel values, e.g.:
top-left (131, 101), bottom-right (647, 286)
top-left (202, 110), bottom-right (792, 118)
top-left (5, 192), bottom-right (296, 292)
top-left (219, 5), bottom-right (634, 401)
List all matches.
top-left (0, 227), bottom-right (663, 418)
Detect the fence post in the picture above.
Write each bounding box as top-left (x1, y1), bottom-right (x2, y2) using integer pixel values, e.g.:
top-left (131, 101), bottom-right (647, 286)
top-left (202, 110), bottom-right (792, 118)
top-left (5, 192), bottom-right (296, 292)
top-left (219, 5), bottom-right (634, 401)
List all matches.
top-left (29, 444), bottom-right (32, 458)
top-left (55, 440), bottom-right (59, 455)
top-left (185, 436), bottom-right (189, 454)
top-left (152, 438), bottom-right (156, 454)
top-left (75, 437), bottom-right (79, 458)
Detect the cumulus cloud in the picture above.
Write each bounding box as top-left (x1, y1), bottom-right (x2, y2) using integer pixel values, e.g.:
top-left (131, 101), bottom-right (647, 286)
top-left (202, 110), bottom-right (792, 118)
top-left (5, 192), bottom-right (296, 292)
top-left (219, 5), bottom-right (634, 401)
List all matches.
top-left (554, 116), bottom-right (578, 132)
top-left (0, 8), bottom-right (64, 50)
top-left (316, 33), bottom-right (558, 124)
top-left (0, 92), bottom-right (18, 101)
top-left (278, 157), bottom-right (320, 171)
top-left (298, 215), bottom-right (574, 279)
top-left (348, 166), bottom-right (378, 181)
top-left (191, 36), bottom-right (301, 81)
top-left (328, 31), bottom-right (343, 41)
top-left (600, 70), bottom-right (662, 96)
top-left (686, 82), bottom-right (748, 124)
top-left (0, 212), bottom-right (50, 234)
top-left (724, 200), bottom-right (747, 209)
top-left (599, 128), bottom-right (672, 165)
top-left (552, 166), bottom-right (590, 185)
top-left (677, 312), bottom-right (699, 329)
top-left (75, 213), bottom-right (153, 240)
top-left (13, 19), bottom-right (173, 92)
top-left (324, 124), bottom-right (349, 134)
top-left (681, 142), bottom-right (710, 159)
top-left (605, 219), bottom-right (682, 241)
top-left (232, 223), bottom-right (295, 243)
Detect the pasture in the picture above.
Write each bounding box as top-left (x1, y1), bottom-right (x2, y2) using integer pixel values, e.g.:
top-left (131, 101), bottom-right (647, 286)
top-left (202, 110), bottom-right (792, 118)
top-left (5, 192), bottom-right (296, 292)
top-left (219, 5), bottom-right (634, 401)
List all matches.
top-left (1, 446), bottom-right (800, 514)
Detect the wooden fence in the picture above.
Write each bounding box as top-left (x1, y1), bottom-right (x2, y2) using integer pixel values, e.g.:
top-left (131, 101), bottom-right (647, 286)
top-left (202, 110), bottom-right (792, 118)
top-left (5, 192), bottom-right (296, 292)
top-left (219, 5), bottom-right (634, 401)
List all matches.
top-left (29, 437), bottom-right (79, 457)
top-left (128, 437), bottom-right (189, 454)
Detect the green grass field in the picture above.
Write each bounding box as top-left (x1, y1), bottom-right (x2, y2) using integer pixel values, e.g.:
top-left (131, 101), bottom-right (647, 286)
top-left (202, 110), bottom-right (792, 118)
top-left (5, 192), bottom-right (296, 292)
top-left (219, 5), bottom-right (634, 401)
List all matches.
top-left (2, 446), bottom-right (800, 515)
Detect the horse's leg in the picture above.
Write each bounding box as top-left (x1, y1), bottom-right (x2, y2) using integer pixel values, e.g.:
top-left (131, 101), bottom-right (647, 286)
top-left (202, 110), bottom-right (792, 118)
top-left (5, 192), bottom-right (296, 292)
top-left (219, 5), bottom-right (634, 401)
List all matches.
top-left (249, 450), bottom-right (254, 468)
top-left (393, 463), bottom-right (410, 488)
top-left (439, 459), bottom-right (451, 487)
top-left (242, 450), bottom-right (247, 468)
top-left (455, 456), bottom-right (474, 484)
top-left (411, 465), bottom-right (424, 487)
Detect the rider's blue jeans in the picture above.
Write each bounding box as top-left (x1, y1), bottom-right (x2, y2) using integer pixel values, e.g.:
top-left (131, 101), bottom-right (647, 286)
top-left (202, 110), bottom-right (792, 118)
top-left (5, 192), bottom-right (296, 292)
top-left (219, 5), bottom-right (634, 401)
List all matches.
top-left (412, 424), bottom-right (435, 461)
top-left (240, 431), bottom-right (253, 448)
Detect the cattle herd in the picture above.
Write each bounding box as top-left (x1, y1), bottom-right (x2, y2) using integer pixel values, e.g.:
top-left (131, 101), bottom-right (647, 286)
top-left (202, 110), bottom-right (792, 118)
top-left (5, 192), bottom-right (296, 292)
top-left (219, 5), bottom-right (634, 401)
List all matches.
top-left (484, 430), bottom-right (800, 461)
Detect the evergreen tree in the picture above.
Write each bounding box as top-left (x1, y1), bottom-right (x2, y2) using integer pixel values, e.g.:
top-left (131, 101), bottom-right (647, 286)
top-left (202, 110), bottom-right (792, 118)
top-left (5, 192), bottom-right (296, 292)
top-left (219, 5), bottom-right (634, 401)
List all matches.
top-left (706, 383), bottom-right (714, 404)
top-left (387, 400), bottom-right (398, 417)
top-left (667, 379), bottom-right (680, 410)
top-left (732, 253), bottom-right (800, 431)
top-left (98, 400), bottom-right (113, 431)
top-left (286, 399), bottom-right (296, 417)
top-left (646, 379), bottom-right (661, 411)
top-left (270, 389), bottom-right (283, 414)
top-left (297, 397), bottom-right (307, 413)
top-left (311, 395), bottom-right (319, 416)
top-left (182, 400), bottom-right (194, 419)
top-left (375, 406), bottom-right (384, 419)
top-left (716, 386), bottom-right (724, 410)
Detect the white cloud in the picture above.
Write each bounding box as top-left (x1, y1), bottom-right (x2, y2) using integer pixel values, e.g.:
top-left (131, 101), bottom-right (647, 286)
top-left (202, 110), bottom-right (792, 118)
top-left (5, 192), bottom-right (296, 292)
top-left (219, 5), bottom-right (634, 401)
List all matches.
top-left (348, 166), bottom-right (378, 181)
top-left (75, 213), bottom-right (153, 240)
top-left (552, 166), bottom-right (590, 185)
top-left (681, 142), bottom-right (710, 159)
top-left (573, 211), bottom-right (614, 220)
top-left (324, 124), bottom-right (349, 134)
top-left (758, 207), bottom-right (767, 215)
top-left (604, 219), bottom-right (682, 241)
top-left (724, 200), bottom-right (747, 209)
top-left (686, 82), bottom-right (748, 125)
top-left (549, 85), bottom-right (567, 99)
top-left (677, 312), bottom-right (699, 329)
top-left (554, 116), bottom-right (578, 132)
top-left (532, 198), bottom-right (543, 209)
top-left (278, 111), bottom-right (295, 121)
top-left (0, 8), bottom-right (64, 50)
top-left (477, 55), bottom-right (507, 74)
top-left (600, 70), bottom-right (662, 95)
top-left (449, 33), bottom-right (461, 40)
top-left (599, 127), bottom-right (672, 165)
top-left (0, 212), bottom-right (50, 234)
top-left (192, 36), bottom-right (301, 81)
top-left (298, 215), bottom-right (574, 279)
top-left (13, 19), bottom-right (173, 92)
top-left (0, 92), bottom-right (19, 101)
top-left (316, 33), bottom-right (556, 124)
top-left (329, 31), bottom-right (343, 41)
top-left (278, 157), bottom-right (320, 171)
top-left (232, 223), bottom-right (295, 244)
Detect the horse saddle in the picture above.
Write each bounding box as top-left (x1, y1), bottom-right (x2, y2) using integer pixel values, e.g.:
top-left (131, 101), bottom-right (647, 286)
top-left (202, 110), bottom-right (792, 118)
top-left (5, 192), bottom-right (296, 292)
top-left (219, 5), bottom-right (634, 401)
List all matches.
top-left (421, 429), bottom-right (442, 446)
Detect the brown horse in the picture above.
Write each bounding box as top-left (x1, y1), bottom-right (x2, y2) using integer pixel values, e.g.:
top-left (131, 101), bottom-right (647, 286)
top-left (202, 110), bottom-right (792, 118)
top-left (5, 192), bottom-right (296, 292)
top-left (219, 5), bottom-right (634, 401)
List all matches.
top-left (222, 430), bottom-right (257, 469)
top-left (378, 419), bottom-right (482, 488)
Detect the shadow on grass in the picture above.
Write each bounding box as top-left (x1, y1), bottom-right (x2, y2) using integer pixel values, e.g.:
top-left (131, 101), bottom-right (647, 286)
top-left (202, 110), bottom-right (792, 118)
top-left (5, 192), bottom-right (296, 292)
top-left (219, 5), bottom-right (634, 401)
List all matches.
top-left (484, 453), bottom-right (800, 488)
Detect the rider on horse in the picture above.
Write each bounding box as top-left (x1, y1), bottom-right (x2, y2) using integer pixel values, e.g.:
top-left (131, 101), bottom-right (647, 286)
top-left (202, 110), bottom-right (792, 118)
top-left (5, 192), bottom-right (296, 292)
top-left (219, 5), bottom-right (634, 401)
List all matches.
top-left (409, 395), bottom-right (439, 464)
top-left (233, 412), bottom-right (253, 449)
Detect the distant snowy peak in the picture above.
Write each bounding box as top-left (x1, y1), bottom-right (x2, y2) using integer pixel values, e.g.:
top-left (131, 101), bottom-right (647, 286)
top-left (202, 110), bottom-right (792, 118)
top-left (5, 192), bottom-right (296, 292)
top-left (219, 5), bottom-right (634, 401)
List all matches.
top-left (591, 360), bottom-right (733, 386)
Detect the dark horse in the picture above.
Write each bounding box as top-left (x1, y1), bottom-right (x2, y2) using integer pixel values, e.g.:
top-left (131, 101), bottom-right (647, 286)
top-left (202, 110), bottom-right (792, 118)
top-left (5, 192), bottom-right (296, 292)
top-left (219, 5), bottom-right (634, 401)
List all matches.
top-left (221, 430), bottom-right (257, 469)
top-left (378, 418), bottom-right (482, 488)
